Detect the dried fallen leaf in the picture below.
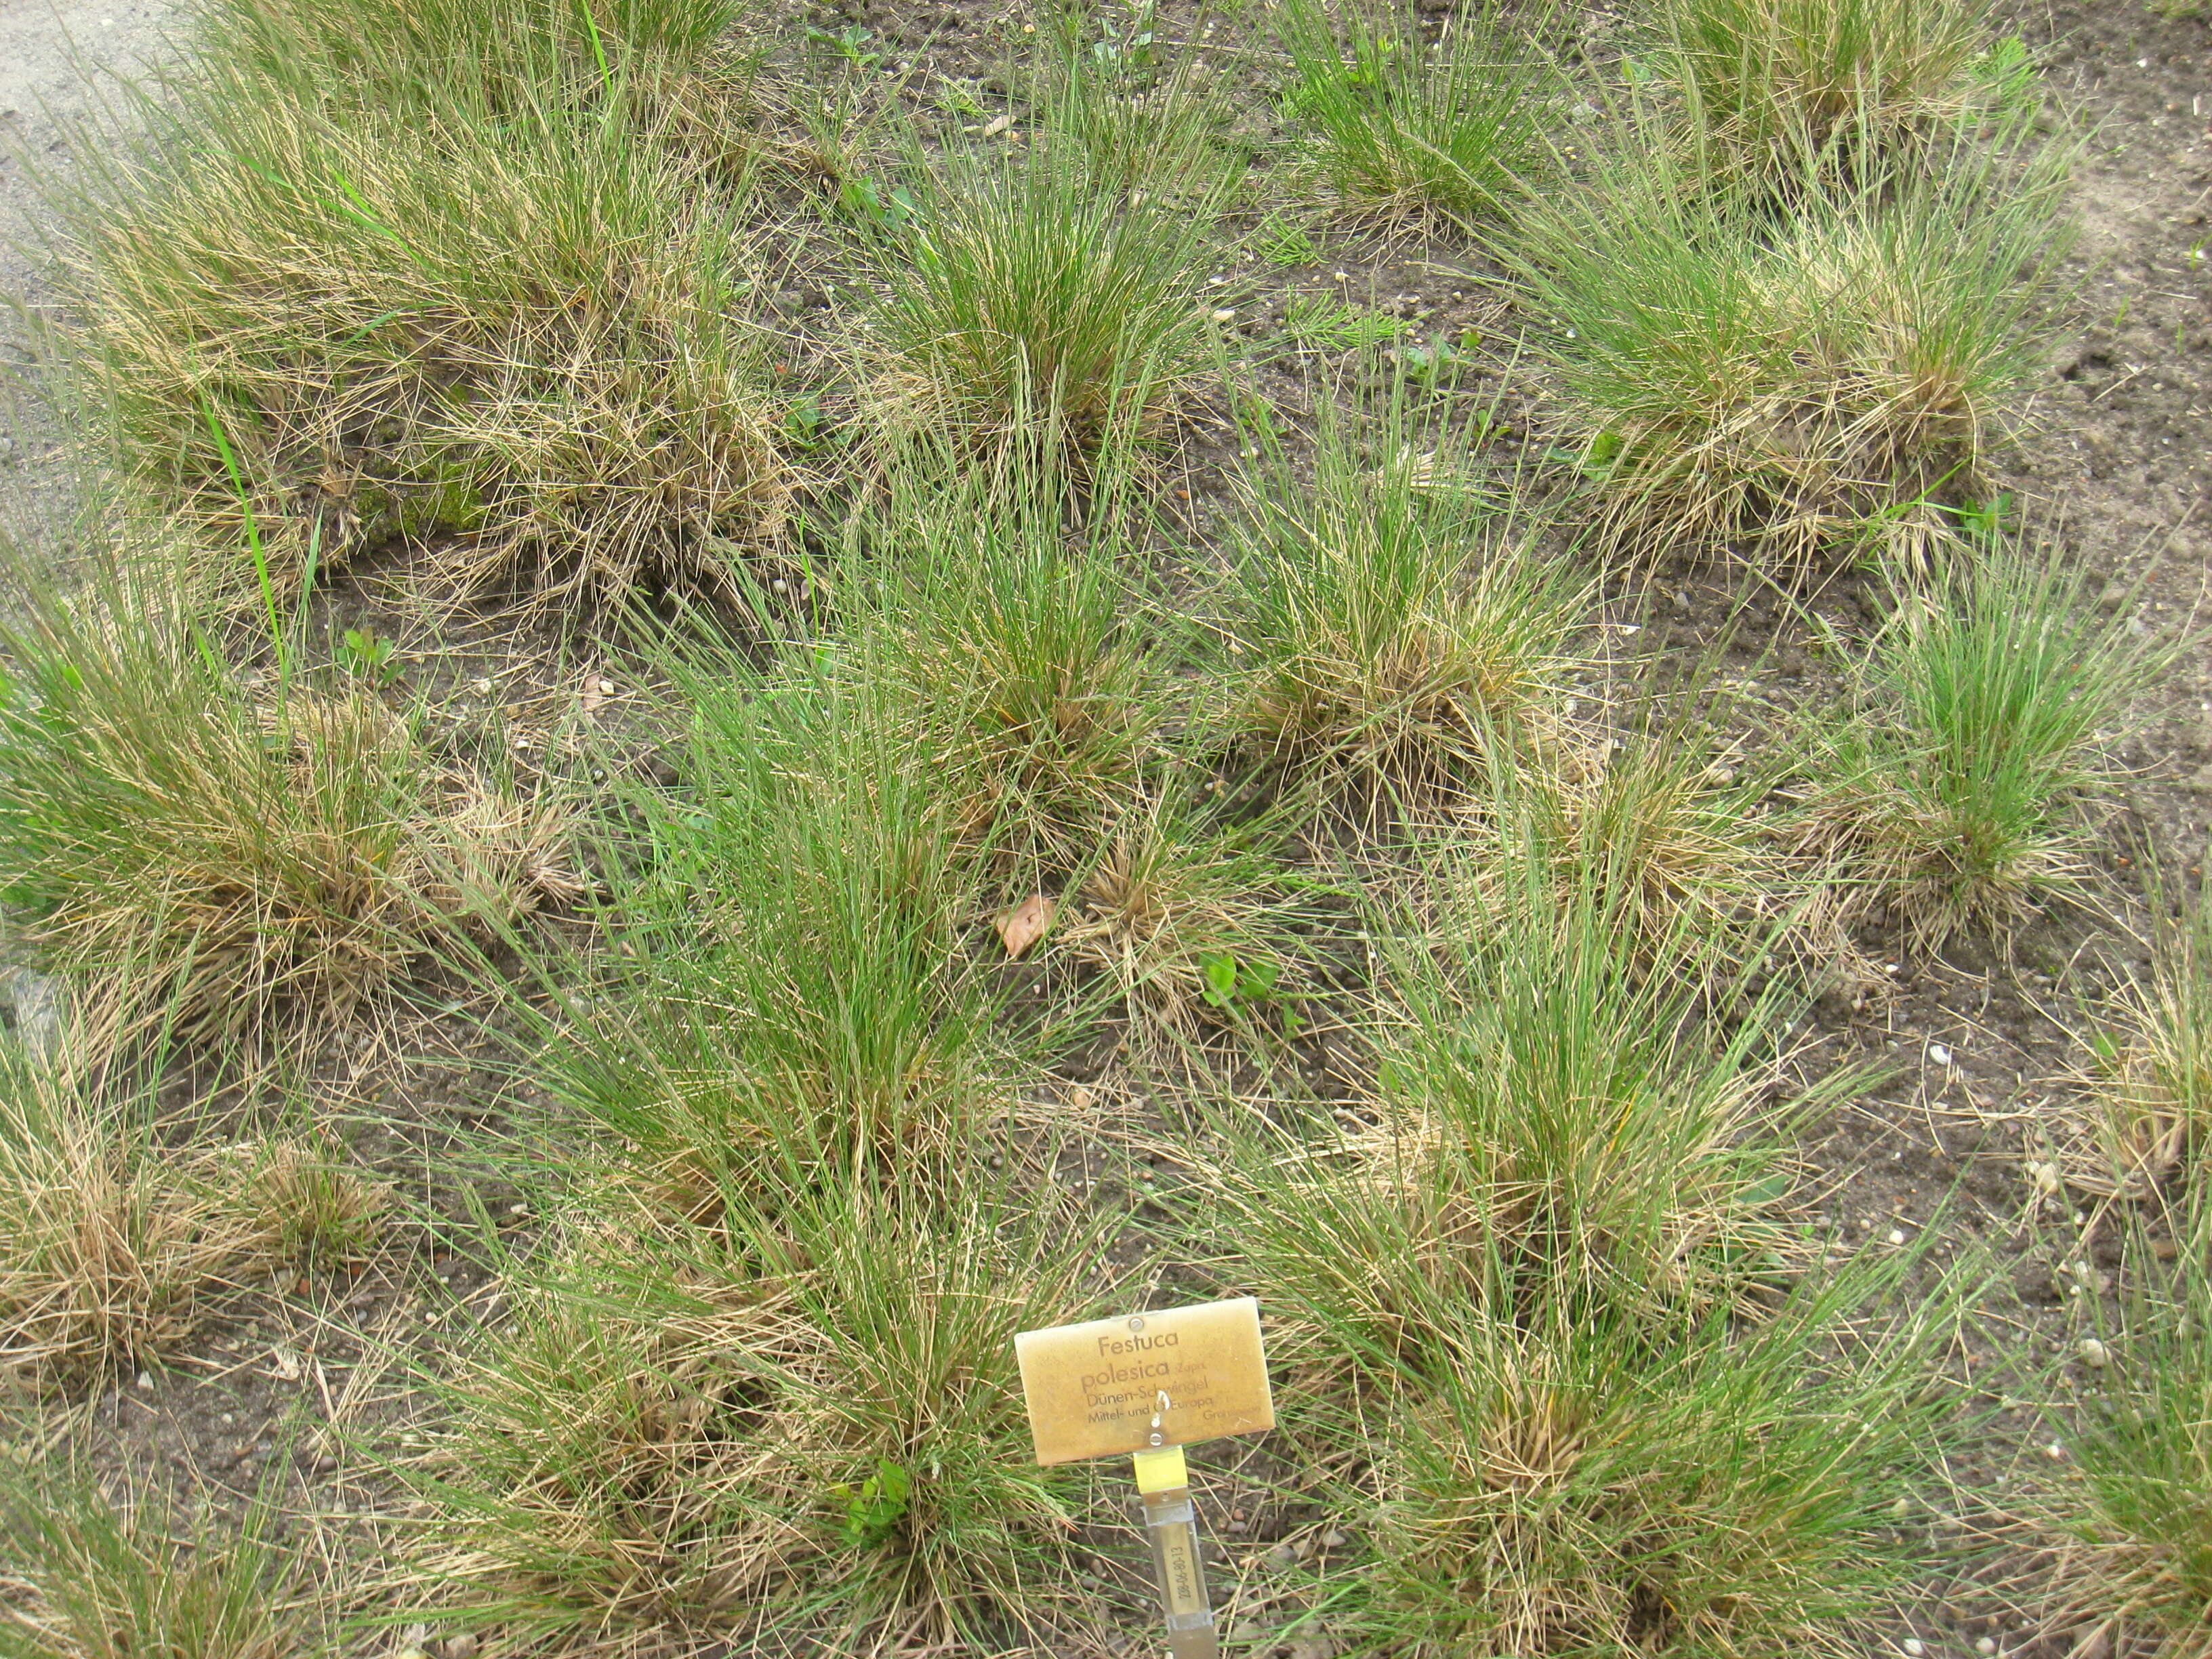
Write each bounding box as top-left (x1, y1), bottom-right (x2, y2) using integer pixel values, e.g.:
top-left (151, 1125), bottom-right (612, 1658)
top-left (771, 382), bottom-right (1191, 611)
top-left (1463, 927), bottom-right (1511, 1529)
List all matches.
top-left (580, 673), bottom-right (605, 716)
top-left (268, 1345), bottom-right (304, 1382)
top-left (996, 894), bottom-right (1056, 958)
top-left (982, 112), bottom-right (1012, 137)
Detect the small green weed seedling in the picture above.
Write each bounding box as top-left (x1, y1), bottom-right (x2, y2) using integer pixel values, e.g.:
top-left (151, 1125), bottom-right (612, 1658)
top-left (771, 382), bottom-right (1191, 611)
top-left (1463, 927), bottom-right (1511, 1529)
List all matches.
top-left (805, 22), bottom-right (883, 71)
top-left (339, 626), bottom-right (401, 686)
top-left (1198, 949), bottom-right (1304, 1034)
top-left (834, 1458), bottom-right (914, 1549)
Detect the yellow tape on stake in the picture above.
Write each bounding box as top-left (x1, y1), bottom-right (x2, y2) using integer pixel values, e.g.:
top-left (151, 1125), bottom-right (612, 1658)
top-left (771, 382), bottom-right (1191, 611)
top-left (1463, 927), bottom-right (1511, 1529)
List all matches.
top-left (1015, 1299), bottom-right (1273, 1659)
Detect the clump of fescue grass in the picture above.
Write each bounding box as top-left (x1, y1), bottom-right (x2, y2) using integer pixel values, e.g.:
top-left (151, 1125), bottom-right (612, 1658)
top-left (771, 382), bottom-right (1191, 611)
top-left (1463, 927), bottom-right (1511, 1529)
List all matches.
top-left (2075, 890), bottom-right (2212, 1200)
top-left (1212, 851), bottom-right (1961, 1656)
top-left (544, 616), bottom-right (996, 1216)
top-left (1273, 0), bottom-right (1557, 226)
top-left (1033, 23), bottom-right (1238, 203)
top-left (0, 1465), bottom-right (319, 1658)
top-left (1351, 1271), bottom-right (1959, 1657)
top-left (861, 93), bottom-right (1229, 449)
top-left (0, 1054), bottom-right (384, 1381)
top-left (417, 1175), bottom-right (1108, 1650)
top-left (1513, 112), bottom-right (2070, 565)
top-left (2047, 1193), bottom-right (2212, 1658)
top-left (1062, 783), bottom-right (1319, 1035)
top-left (0, 567), bottom-right (572, 1046)
top-left (844, 477), bottom-right (1173, 865)
top-left (196, 0), bottom-right (760, 144)
top-left (1655, 0), bottom-right (1996, 169)
top-left (1455, 684), bottom-right (1825, 978)
top-left (1220, 395), bottom-right (1590, 784)
top-left (1801, 543), bottom-right (2165, 947)
top-left (1223, 845), bottom-right (1822, 1364)
top-left (52, 68), bottom-right (788, 615)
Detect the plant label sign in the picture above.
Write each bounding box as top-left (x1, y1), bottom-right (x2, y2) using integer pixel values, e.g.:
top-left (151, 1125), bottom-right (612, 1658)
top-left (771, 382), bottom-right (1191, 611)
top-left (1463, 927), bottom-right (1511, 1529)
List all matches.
top-left (1014, 1296), bottom-right (1274, 1467)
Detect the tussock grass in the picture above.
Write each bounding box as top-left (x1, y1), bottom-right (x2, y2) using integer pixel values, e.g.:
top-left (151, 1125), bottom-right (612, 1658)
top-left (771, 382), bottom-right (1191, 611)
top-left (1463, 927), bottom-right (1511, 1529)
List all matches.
top-left (2050, 1193), bottom-right (2212, 1658)
top-left (1656, 0), bottom-right (1996, 168)
top-left (2076, 893), bottom-right (2212, 1200)
top-left (0, 1055), bottom-right (384, 1381)
top-left (0, 1465), bottom-right (319, 1658)
top-left (849, 483), bottom-right (1172, 865)
top-left (197, 0), bottom-right (760, 136)
top-left (53, 68), bottom-right (787, 615)
top-left (1463, 698), bottom-right (1799, 972)
top-left (546, 620), bottom-right (994, 1215)
top-left (1214, 853), bottom-right (1956, 1656)
top-left (1515, 115), bottom-right (2070, 565)
top-left (419, 1176), bottom-right (1108, 1650)
top-left (1803, 544), bottom-right (2163, 946)
top-left (1062, 782), bottom-right (1315, 1034)
top-left (1221, 396), bottom-right (1589, 782)
top-left (0, 570), bottom-right (572, 1046)
top-left (1224, 848), bottom-right (1820, 1365)
top-left (1352, 1272), bottom-right (1957, 1658)
top-left (863, 99), bottom-right (1229, 449)
top-left (1273, 0), bottom-right (1556, 225)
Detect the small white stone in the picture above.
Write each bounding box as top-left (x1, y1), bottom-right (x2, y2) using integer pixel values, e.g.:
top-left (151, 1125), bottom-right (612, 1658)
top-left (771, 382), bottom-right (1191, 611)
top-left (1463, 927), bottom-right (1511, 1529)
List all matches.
top-left (1211, 308), bottom-right (1236, 323)
top-left (1978, 1639), bottom-right (1997, 1656)
top-left (1887, 1228), bottom-right (1908, 1246)
top-left (135, 1371), bottom-right (152, 1392)
top-left (2078, 1338), bottom-right (2109, 1368)
top-left (1929, 1043), bottom-right (1952, 1065)
top-left (1904, 1642), bottom-right (1925, 1658)
top-left (2046, 1440), bottom-right (2066, 1459)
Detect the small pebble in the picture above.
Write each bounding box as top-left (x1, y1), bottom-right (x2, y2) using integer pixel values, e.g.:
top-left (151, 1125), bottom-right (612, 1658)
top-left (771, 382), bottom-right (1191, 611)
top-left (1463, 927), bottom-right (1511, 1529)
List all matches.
top-left (1210, 308), bottom-right (1236, 323)
top-left (1323, 1529), bottom-right (1347, 1548)
top-left (135, 1372), bottom-right (152, 1393)
top-left (2078, 1338), bottom-right (2108, 1368)
top-left (1904, 1641), bottom-right (1925, 1658)
top-left (1887, 1228), bottom-right (1907, 1246)
top-left (1978, 1640), bottom-right (1998, 1656)
top-left (771, 578), bottom-right (790, 594)
top-left (445, 1636), bottom-right (479, 1659)
top-left (2046, 1440), bottom-right (2066, 1460)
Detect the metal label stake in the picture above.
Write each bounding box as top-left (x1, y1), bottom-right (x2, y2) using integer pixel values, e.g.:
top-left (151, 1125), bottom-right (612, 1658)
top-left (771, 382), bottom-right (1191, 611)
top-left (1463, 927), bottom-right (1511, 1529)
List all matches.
top-left (1134, 1443), bottom-right (1217, 1659)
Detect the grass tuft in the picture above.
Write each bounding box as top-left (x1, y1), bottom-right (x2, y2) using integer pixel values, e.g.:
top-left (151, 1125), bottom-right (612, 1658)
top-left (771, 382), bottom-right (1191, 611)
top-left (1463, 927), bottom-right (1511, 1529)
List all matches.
top-left (1273, 0), bottom-right (1556, 226)
top-left (53, 71), bottom-right (788, 615)
top-left (2051, 1193), bottom-right (2212, 1658)
top-left (1214, 851), bottom-right (1959, 1656)
top-left (417, 1178), bottom-right (1107, 1650)
top-left (1802, 543), bottom-right (2163, 945)
top-left (1221, 395), bottom-right (1589, 783)
top-left (0, 1464), bottom-right (317, 1659)
top-left (0, 569), bottom-right (570, 1047)
top-left (863, 89), bottom-right (1229, 448)
top-left (1656, 0), bottom-right (1996, 169)
top-left (0, 1054), bottom-right (382, 1380)
top-left (1514, 112), bottom-right (2070, 565)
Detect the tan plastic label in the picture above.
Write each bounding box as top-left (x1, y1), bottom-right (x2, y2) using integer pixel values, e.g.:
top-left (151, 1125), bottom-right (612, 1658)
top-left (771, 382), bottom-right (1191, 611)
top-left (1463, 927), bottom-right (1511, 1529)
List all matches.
top-left (1014, 1296), bottom-right (1274, 1465)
